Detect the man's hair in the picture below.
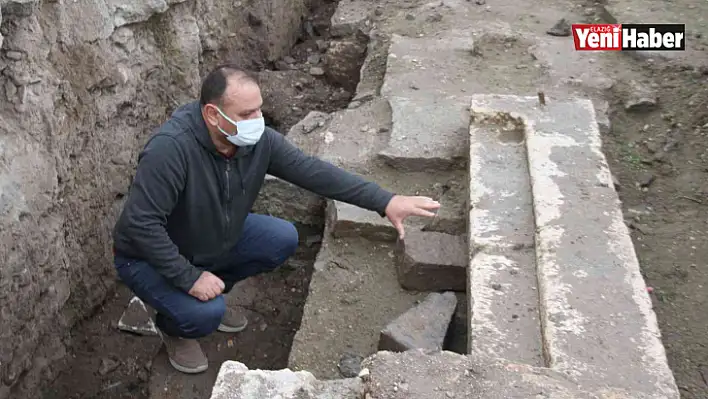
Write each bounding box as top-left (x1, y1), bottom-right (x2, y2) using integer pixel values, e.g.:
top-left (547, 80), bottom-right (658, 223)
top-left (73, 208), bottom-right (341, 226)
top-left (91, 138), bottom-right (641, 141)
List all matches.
top-left (199, 63), bottom-right (258, 106)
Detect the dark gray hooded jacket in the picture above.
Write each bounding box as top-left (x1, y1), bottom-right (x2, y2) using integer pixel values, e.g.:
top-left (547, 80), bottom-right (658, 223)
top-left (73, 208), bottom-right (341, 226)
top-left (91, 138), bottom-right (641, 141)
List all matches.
top-left (112, 100), bottom-right (394, 292)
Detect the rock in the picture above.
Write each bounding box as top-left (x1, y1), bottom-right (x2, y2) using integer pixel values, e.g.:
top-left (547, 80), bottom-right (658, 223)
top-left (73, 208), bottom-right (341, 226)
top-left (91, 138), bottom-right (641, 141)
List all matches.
top-left (406, 14), bottom-right (415, 20)
top-left (209, 361), bottom-right (365, 399)
top-left (327, 201), bottom-right (398, 242)
top-left (251, 175), bottom-right (325, 226)
top-left (307, 53), bottom-right (321, 64)
top-left (117, 296), bottom-right (158, 336)
top-left (475, 0), bottom-right (486, 4)
top-left (547, 18), bottom-right (571, 36)
top-left (338, 353), bottom-right (363, 378)
top-left (637, 172), bottom-right (656, 188)
top-left (284, 55), bottom-right (296, 64)
top-left (309, 67), bottom-right (325, 76)
top-left (99, 358), bottom-right (120, 376)
top-left (323, 38), bottom-right (367, 92)
top-left (426, 13), bottom-right (443, 22)
top-left (395, 231), bottom-right (466, 292)
top-left (5, 51), bottom-right (24, 61)
top-left (625, 80), bottom-right (658, 113)
top-left (378, 292), bottom-right (457, 352)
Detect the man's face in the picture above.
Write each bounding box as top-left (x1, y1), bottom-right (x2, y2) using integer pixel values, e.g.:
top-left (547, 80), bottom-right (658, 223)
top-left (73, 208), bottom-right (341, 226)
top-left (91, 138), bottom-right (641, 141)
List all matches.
top-left (206, 78), bottom-right (263, 136)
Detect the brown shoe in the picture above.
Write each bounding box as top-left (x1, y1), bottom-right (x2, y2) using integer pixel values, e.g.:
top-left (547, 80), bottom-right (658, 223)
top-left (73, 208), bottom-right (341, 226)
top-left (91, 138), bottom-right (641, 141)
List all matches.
top-left (217, 306), bottom-right (249, 333)
top-left (158, 329), bottom-right (208, 374)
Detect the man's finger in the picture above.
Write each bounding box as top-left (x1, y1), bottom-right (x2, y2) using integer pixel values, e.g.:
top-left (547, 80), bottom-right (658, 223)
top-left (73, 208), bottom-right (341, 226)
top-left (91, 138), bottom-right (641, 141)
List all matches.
top-left (393, 220), bottom-right (405, 240)
top-left (413, 208), bottom-right (437, 218)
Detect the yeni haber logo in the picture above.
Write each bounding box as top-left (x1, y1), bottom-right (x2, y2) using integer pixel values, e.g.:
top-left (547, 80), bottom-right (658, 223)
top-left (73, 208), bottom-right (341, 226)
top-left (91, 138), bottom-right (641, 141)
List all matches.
top-left (571, 23), bottom-right (686, 51)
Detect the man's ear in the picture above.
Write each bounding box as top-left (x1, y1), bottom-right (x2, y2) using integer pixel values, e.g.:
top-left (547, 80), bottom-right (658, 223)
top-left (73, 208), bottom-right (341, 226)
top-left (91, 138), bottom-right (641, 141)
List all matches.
top-left (203, 104), bottom-right (219, 126)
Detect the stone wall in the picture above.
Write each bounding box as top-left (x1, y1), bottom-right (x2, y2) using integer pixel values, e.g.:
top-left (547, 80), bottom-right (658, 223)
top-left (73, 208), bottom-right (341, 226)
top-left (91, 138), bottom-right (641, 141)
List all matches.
top-left (0, 0), bottom-right (315, 396)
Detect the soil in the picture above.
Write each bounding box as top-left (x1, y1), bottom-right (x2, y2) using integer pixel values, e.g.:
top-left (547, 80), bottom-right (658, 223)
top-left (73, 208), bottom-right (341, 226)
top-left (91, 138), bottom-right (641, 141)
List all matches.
top-left (602, 64), bottom-right (708, 398)
top-left (39, 224), bottom-right (322, 399)
top-left (34, 0), bottom-right (708, 398)
top-left (38, 2), bottom-right (349, 397)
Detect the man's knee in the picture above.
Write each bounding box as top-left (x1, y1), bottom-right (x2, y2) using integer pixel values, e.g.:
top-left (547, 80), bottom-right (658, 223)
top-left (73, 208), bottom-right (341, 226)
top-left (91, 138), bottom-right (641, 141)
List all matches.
top-left (271, 219), bottom-right (299, 264)
top-left (173, 296), bottom-right (225, 338)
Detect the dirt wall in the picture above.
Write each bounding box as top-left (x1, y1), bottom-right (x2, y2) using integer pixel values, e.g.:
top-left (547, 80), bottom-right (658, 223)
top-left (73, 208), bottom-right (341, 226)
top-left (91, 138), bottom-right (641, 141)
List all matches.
top-left (0, 0), bottom-right (316, 397)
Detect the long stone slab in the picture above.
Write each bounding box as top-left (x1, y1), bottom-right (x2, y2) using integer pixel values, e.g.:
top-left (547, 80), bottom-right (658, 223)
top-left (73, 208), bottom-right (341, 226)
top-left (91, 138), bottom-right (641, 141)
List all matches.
top-left (287, 221), bottom-right (426, 379)
top-left (467, 102), bottom-right (543, 365)
top-left (364, 349), bottom-right (598, 399)
top-left (470, 94), bottom-right (679, 397)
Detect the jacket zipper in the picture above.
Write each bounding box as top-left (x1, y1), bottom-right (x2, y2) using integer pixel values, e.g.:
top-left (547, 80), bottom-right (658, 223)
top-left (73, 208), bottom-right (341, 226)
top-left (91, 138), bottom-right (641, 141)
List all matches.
top-left (225, 160), bottom-right (231, 240)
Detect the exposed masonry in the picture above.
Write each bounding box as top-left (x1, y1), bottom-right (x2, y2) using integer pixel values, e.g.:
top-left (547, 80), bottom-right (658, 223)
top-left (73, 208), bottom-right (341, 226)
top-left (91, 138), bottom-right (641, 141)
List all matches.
top-left (211, 5), bottom-right (680, 395)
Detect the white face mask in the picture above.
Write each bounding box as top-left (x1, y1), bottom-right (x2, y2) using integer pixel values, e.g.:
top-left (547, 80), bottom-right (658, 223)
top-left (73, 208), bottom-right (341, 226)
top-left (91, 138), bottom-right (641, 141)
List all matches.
top-left (214, 106), bottom-right (265, 147)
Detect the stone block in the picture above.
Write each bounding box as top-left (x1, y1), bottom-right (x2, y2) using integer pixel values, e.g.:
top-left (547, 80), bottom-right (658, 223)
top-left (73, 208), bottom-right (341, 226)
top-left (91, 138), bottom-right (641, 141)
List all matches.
top-left (252, 175), bottom-right (325, 226)
top-left (318, 98), bottom-right (391, 171)
top-left (395, 231), bottom-right (466, 292)
top-left (329, 0), bottom-right (372, 37)
top-left (470, 94), bottom-right (679, 397)
top-left (381, 31), bottom-right (477, 97)
top-left (117, 296), bottom-right (158, 336)
top-left (378, 291), bottom-right (457, 352)
top-left (326, 200), bottom-right (397, 242)
top-left (377, 95), bottom-right (468, 172)
top-left (209, 361), bottom-right (365, 399)
top-left (363, 350), bottom-right (599, 398)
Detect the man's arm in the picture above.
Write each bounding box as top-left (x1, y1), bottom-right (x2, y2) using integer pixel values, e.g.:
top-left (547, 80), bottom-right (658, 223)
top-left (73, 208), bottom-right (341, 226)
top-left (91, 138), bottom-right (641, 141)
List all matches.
top-left (266, 129), bottom-right (395, 216)
top-left (119, 135), bottom-right (203, 292)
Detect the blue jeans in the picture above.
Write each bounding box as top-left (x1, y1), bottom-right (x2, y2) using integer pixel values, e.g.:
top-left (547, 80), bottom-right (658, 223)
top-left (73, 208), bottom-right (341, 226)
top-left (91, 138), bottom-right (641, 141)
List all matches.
top-left (114, 213), bottom-right (299, 338)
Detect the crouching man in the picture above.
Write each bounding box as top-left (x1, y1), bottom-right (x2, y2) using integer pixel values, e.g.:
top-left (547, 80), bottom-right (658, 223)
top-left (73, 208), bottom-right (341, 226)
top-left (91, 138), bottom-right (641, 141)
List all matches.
top-left (112, 63), bottom-right (440, 374)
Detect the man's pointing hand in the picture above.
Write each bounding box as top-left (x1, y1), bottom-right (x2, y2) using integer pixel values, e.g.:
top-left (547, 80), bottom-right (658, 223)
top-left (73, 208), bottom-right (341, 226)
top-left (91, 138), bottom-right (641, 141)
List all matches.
top-left (384, 195), bottom-right (441, 240)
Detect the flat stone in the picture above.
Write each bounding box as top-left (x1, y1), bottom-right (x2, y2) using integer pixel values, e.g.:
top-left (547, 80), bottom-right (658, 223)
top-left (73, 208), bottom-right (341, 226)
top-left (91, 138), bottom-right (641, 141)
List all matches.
top-left (470, 94), bottom-right (679, 397)
top-left (251, 175), bottom-right (325, 226)
top-left (317, 98), bottom-right (391, 171)
top-left (381, 31), bottom-right (478, 97)
top-left (363, 349), bottom-right (597, 398)
top-left (378, 292), bottom-right (457, 352)
top-left (467, 247), bottom-right (544, 366)
top-left (377, 95), bottom-right (468, 172)
top-left (209, 361), bottom-right (365, 399)
top-left (105, 0), bottom-right (171, 27)
top-left (468, 110), bottom-right (535, 250)
top-left (395, 231), bottom-right (466, 292)
top-left (326, 200), bottom-right (397, 242)
top-left (117, 296), bottom-right (158, 336)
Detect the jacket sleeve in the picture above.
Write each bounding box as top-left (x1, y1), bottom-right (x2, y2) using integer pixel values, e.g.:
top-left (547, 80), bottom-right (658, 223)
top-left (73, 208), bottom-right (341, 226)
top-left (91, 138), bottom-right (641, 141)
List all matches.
top-left (265, 129), bottom-right (395, 216)
top-left (120, 135), bottom-right (203, 292)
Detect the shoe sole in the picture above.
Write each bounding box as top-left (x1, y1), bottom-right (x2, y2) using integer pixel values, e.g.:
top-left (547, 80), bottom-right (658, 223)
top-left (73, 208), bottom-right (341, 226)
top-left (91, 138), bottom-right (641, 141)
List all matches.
top-left (217, 320), bottom-right (248, 333)
top-left (168, 358), bottom-right (208, 374)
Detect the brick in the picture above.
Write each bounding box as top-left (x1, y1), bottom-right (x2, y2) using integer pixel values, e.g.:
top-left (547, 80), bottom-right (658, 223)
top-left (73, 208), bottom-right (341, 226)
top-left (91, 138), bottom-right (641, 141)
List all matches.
top-left (378, 292), bottom-right (457, 352)
top-left (395, 231), bottom-right (466, 292)
top-left (326, 200), bottom-right (397, 242)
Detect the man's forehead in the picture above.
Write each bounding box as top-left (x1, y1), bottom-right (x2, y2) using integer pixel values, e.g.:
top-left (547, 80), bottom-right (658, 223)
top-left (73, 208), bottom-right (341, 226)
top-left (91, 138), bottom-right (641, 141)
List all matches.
top-left (222, 79), bottom-right (262, 112)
